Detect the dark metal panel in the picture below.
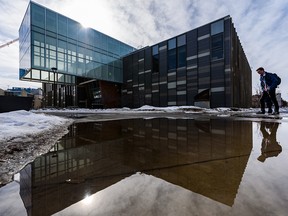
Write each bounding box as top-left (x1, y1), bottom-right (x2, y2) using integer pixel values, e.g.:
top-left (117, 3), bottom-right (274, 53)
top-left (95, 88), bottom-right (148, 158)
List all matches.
top-left (145, 47), bottom-right (152, 70)
top-left (211, 61), bottom-right (225, 88)
top-left (186, 30), bottom-right (197, 57)
top-left (197, 24), bottom-right (210, 37)
top-left (211, 92), bottom-right (225, 108)
top-left (177, 95), bottom-right (187, 106)
top-left (198, 38), bottom-right (210, 52)
top-left (152, 93), bottom-right (159, 106)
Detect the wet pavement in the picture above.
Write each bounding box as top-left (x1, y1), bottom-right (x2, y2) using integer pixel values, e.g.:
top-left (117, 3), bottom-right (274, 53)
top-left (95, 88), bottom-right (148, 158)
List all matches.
top-left (0, 115), bottom-right (288, 215)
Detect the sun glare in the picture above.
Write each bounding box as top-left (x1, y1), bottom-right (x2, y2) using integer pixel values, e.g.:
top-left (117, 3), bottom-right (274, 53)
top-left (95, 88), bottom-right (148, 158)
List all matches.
top-left (59, 0), bottom-right (113, 33)
top-left (80, 21), bottom-right (90, 29)
top-left (82, 195), bottom-right (93, 205)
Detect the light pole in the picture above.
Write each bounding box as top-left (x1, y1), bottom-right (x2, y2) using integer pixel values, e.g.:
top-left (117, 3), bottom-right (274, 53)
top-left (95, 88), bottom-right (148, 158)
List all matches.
top-left (51, 67), bottom-right (57, 107)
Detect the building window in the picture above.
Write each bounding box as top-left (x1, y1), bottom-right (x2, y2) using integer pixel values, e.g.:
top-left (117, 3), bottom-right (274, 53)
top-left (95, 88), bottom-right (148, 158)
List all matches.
top-left (168, 38), bottom-right (176, 50)
top-left (31, 69), bottom-right (40, 79)
top-left (168, 36), bottom-right (186, 69)
top-left (46, 41), bottom-right (57, 70)
top-left (152, 45), bottom-right (159, 55)
top-left (168, 38), bottom-right (176, 70)
top-left (211, 33), bottom-right (224, 60)
top-left (57, 73), bottom-right (65, 83)
top-left (31, 3), bottom-right (45, 28)
top-left (177, 46), bottom-right (186, 68)
top-left (58, 15), bottom-right (67, 36)
top-left (168, 49), bottom-right (176, 70)
top-left (67, 19), bottom-right (79, 40)
top-left (152, 45), bottom-right (159, 73)
top-left (152, 55), bottom-right (159, 73)
top-left (177, 35), bottom-right (186, 47)
top-left (32, 32), bottom-right (45, 68)
top-left (46, 10), bottom-right (57, 32)
top-left (211, 20), bottom-right (224, 35)
top-left (41, 71), bottom-right (49, 81)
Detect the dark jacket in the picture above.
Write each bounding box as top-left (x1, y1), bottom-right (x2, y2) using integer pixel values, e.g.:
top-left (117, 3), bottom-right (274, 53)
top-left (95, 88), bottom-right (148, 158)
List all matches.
top-left (260, 71), bottom-right (279, 91)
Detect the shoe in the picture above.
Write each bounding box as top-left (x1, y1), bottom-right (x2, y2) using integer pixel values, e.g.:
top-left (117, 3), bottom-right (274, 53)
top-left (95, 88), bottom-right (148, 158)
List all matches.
top-left (272, 111), bottom-right (280, 115)
top-left (268, 109), bottom-right (272, 114)
top-left (256, 111), bottom-right (265, 114)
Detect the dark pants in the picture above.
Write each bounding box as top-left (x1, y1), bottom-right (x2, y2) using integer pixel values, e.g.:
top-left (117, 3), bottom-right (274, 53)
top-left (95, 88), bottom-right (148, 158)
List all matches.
top-left (258, 122), bottom-right (281, 162)
top-left (260, 89), bottom-right (279, 112)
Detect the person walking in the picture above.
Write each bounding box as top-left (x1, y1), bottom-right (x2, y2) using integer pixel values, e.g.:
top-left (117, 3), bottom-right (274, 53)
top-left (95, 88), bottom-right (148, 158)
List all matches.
top-left (256, 67), bottom-right (280, 115)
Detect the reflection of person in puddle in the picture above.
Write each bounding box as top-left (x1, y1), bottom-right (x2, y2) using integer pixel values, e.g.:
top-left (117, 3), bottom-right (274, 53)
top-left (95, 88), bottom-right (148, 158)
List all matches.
top-left (258, 121), bottom-right (282, 162)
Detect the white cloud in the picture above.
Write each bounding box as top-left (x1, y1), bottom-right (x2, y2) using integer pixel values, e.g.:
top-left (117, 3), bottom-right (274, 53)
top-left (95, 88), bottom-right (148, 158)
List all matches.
top-left (0, 0), bottom-right (288, 99)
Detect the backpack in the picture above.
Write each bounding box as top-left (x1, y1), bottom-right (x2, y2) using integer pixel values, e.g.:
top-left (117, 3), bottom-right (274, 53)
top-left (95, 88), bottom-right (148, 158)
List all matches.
top-left (273, 73), bottom-right (281, 86)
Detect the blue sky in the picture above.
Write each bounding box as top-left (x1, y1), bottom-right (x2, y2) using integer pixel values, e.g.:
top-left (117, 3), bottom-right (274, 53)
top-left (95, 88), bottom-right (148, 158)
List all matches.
top-left (0, 0), bottom-right (288, 100)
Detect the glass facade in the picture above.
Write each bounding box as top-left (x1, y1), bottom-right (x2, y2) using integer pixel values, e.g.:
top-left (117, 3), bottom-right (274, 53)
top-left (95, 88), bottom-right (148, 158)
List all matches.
top-left (19, 4), bottom-right (31, 78)
top-left (19, 2), bottom-right (135, 85)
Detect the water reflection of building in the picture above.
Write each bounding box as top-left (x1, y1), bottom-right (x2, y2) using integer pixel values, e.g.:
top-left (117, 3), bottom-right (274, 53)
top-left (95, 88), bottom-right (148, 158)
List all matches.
top-left (19, 118), bottom-right (252, 215)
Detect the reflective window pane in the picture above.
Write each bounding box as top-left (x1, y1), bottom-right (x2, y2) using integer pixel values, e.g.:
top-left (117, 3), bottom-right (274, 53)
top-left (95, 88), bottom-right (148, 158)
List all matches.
top-left (41, 71), bottom-right (49, 80)
top-left (168, 49), bottom-right (176, 70)
top-left (46, 10), bottom-right (57, 32)
top-left (211, 20), bottom-right (224, 35)
top-left (46, 36), bottom-right (57, 50)
top-left (211, 33), bottom-right (224, 61)
top-left (57, 73), bottom-right (65, 82)
top-left (152, 45), bottom-right (159, 55)
top-left (152, 54), bottom-right (159, 72)
top-left (50, 72), bottom-right (55, 81)
top-left (212, 34), bottom-right (223, 49)
top-left (177, 35), bottom-right (186, 47)
top-left (168, 38), bottom-right (176, 50)
top-left (211, 49), bottom-right (224, 60)
top-left (65, 75), bottom-right (71, 83)
top-left (58, 15), bottom-right (67, 36)
top-left (31, 4), bottom-right (45, 28)
top-left (33, 54), bottom-right (40, 67)
top-left (32, 69), bottom-right (40, 79)
top-left (177, 46), bottom-right (186, 67)
top-left (67, 19), bottom-right (79, 40)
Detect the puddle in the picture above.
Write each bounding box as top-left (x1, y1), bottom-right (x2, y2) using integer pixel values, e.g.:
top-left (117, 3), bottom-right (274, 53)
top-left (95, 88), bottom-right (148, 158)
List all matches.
top-left (1, 118), bottom-right (288, 215)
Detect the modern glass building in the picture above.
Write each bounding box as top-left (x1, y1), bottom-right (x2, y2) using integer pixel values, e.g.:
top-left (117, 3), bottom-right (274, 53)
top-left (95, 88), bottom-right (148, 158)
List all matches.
top-left (122, 16), bottom-right (252, 108)
top-left (19, 2), bottom-right (251, 109)
top-left (19, 1), bottom-right (135, 108)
